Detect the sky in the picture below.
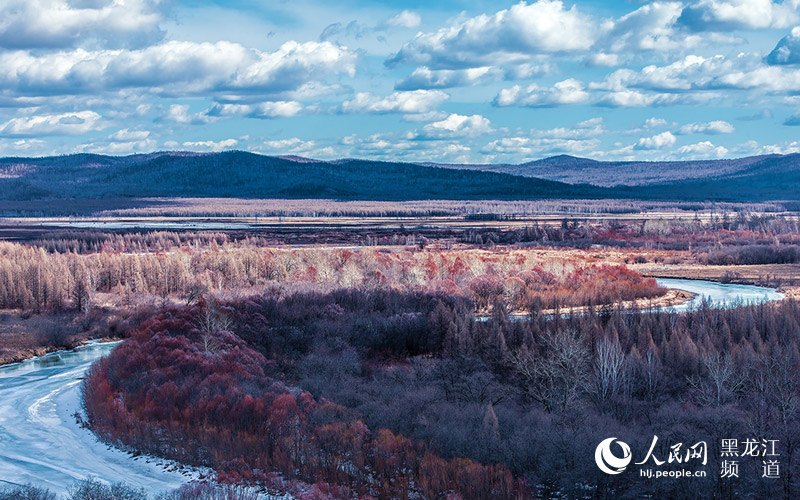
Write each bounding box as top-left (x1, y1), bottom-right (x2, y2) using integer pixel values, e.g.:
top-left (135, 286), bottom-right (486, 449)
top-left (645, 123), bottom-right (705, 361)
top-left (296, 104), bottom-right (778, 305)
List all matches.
top-left (3, 0), bottom-right (800, 163)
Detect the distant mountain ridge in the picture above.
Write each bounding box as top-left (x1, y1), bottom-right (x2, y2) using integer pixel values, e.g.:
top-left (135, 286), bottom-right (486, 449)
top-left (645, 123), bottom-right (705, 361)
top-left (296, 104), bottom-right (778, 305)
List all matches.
top-left (422, 154), bottom-right (787, 187)
top-left (0, 151), bottom-right (604, 202)
top-left (0, 151), bottom-right (799, 202)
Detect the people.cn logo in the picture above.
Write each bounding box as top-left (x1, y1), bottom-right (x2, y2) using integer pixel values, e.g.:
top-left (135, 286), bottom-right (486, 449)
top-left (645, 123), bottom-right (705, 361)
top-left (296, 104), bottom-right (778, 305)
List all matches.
top-left (595, 437), bottom-right (632, 475)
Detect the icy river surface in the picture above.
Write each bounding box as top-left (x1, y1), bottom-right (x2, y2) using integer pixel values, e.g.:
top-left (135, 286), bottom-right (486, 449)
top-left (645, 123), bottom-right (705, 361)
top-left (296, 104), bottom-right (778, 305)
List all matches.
top-left (0, 341), bottom-right (192, 495)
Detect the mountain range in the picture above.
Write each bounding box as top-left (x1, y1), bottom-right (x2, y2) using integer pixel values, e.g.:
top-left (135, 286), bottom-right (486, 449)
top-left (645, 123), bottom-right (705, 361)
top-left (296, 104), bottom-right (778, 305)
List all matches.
top-left (0, 151), bottom-right (798, 203)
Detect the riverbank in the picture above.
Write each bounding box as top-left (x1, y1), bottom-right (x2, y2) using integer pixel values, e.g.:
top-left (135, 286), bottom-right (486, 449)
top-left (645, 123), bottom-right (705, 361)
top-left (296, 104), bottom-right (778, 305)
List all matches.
top-left (635, 262), bottom-right (800, 286)
top-left (0, 305), bottom-right (154, 367)
top-left (518, 287), bottom-right (696, 319)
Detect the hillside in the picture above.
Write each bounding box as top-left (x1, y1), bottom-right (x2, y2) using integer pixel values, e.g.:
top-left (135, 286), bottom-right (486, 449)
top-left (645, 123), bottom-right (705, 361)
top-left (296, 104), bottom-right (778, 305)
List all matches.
top-left (424, 154), bottom-right (787, 187)
top-left (0, 151), bottom-right (603, 202)
top-left (1, 151), bottom-right (800, 203)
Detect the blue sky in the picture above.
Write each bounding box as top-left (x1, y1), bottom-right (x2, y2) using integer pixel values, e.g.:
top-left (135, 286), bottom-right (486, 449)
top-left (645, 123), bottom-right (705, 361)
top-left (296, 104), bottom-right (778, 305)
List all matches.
top-left (2, 0), bottom-right (800, 163)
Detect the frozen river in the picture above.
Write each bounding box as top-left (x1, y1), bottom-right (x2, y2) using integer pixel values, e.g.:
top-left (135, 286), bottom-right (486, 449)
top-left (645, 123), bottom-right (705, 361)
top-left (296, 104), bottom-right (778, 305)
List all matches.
top-left (655, 278), bottom-right (784, 312)
top-left (0, 341), bottom-right (193, 496)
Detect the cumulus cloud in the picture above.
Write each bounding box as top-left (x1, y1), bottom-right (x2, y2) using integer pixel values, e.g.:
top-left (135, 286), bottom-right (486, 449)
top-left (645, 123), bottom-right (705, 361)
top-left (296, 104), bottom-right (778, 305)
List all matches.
top-left (678, 0), bottom-right (800, 31)
top-left (481, 136), bottom-right (601, 157)
top-left (83, 129), bottom-right (155, 154)
top-left (0, 111), bottom-right (104, 137)
top-left (600, 2), bottom-right (701, 56)
top-left (678, 120), bottom-right (735, 134)
top-left (163, 105), bottom-right (214, 125)
top-left (494, 79), bottom-right (590, 107)
top-left (0, 40), bottom-right (356, 98)
top-left (585, 53), bottom-right (800, 103)
top-left (386, 0), bottom-right (742, 86)
top-left (0, 0), bottom-right (165, 49)
top-left (645, 117), bottom-right (670, 128)
top-left (386, 0), bottom-right (597, 69)
top-left (109, 128), bottom-right (150, 142)
top-left (181, 139), bottom-right (239, 152)
top-left (208, 101), bottom-right (305, 119)
top-left (635, 131), bottom-right (677, 149)
top-left (384, 10), bottom-right (422, 29)
top-left (534, 117), bottom-right (605, 139)
top-left (341, 90), bottom-right (449, 115)
top-left (767, 26), bottom-right (800, 65)
top-left (395, 67), bottom-right (495, 90)
top-left (676, 140), bottom-right (729, 158)
top-left (419, 113), bottom-right (493, 138)
top-left (256, 138), bottom-right (336, 158)
top-left (0, 138), bottom-right (52, 157)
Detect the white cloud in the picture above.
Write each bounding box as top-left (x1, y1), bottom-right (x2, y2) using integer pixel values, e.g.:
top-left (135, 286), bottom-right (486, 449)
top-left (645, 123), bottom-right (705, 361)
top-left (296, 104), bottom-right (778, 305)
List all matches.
top-left (256, 137), bottom-right (336, 158)
top-left (588, 53), bottom-right (622, 67)
top-left (767, 26), bottom-right (800, 64)
top-left (495, 79), bottom-right (590, 107)
top-left (0, 0), bottom-right (164, 49)
top-left (585, 53), bottom-right (800, 105)
top-left (635, 131), bottom-right (677, 149)
top-left (0, 40), bottom-right (356, 98)
top-left (600, 2), bottom-right (698, 56)
top-left (0, 138), bottom-right (51, 156)
top-left (163, 104), bottom-right (214, 125)
top-left (182, 139), bottom-right (239, 152)
top-left (384, 10), bottom-right (422, 29)
top-left (535, 118), bottom-right (605, 139)
top-left (395, 66), bottom-right (495, 90)
top-left (678, 0), bottom-right (800, 31)
top-left (0, 111), bottom-right (104, 137)
top-left (387, 0), bottom-right (597, 69)
top-left (251, 101), bottom-right (305, 118)
top-left (645, 117), bottom-right (669, 128)
top-left (83, 129), bottom-right (156, 154)
top-left (678, 120), bottom-right (735, 134)
top-left (421, 113), bottom-right (493, 137)
top-left (341, 90), bottom-right (449, 115)
top-left (205, 101), bottom-right (305, 120)
top-left (109, 128), bottom-right (150, 141)
top-left (676, 140), bottom-right (729, 158)
top-left (482, 136), bottom-right (601, 157)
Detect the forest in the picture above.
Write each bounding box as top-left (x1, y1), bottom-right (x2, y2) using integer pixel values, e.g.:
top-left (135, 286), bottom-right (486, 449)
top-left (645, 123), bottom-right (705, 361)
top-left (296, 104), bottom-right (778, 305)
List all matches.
top-left (0, 237), bottom-right (663, 315)
top-left (2, 212), bottom-right (800, 498)
top-left (82, 288), bottom-right (800, 499)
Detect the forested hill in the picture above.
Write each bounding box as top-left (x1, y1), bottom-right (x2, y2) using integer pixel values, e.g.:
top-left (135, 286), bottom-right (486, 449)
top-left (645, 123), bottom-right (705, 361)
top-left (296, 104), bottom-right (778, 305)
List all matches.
top-left (0, 151), bottom-right (604, 201)
top-left (426, 153), bottom-right (800, 188)
top-left (1, 150), bottom-right (799, 202)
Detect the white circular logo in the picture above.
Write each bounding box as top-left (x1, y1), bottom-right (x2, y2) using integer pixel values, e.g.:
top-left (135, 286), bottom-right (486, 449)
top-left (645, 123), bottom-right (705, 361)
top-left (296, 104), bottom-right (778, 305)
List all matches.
top-left (595, 437), bottom-right (632, 475)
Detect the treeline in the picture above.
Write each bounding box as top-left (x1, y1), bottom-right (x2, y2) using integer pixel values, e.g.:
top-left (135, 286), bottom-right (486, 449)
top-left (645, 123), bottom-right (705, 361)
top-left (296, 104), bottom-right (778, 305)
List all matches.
top-left (100, 198), bottom-right (691, 218)
top-left (85, 288), bottom-right (800, 499)
top-left (83, 301), bottom-right (527, 500)
top-left (0, 241), bottom-right (661, 313)
top-left (697, 244), bottom-right (800, 265)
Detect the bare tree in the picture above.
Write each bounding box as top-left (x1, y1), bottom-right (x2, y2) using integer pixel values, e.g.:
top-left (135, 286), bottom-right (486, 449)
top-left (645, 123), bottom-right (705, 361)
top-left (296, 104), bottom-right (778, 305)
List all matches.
top-left (71, 278), bottom-right (90, 313)
top-left (196, 304), bottom-right (232, 354)
top-left (591, 336), bottom-right (628, 411)
top-left (184, 282), bottom-right (208, 305)
top-left (688, 352), bottom-right (748, 407)
top-left (507, 329), bottom-right (590, 413)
